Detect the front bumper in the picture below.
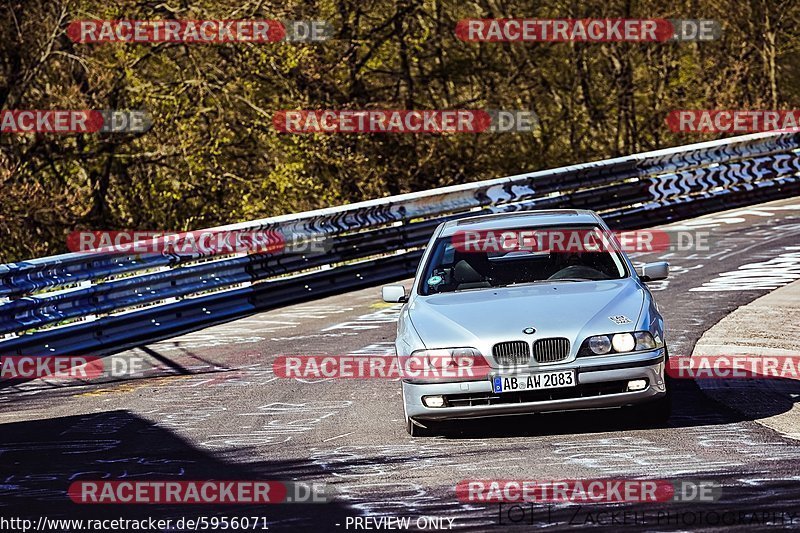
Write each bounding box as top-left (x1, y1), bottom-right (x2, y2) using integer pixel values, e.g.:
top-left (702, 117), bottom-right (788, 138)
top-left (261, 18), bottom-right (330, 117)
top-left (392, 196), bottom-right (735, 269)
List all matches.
top-left (403, 348), bottom-right (667, 421)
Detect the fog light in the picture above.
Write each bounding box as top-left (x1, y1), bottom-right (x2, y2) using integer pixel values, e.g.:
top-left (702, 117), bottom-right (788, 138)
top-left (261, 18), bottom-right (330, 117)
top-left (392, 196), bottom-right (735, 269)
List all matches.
top-left (423, 395), bottom-right (445, 408)
top-left (627, 379), bottom-right (647, 391)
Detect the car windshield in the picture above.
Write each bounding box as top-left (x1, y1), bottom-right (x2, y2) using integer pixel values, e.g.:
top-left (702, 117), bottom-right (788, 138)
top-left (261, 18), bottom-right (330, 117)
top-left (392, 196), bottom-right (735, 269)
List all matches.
top-left (418, 224), bottom-right (628, 295)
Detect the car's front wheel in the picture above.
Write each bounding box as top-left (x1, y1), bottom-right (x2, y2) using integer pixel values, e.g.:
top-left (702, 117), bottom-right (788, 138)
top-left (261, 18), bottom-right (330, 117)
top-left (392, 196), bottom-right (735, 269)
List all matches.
top-left (638, 391), bottom-right (672, 425)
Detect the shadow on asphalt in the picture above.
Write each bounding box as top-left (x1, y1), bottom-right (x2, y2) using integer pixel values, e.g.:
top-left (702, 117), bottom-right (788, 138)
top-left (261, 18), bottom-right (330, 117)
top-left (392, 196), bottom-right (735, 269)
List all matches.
top-left (3, 401), bottom-right (800, 531)
top-left (0, 410), bottom-right (354, 532)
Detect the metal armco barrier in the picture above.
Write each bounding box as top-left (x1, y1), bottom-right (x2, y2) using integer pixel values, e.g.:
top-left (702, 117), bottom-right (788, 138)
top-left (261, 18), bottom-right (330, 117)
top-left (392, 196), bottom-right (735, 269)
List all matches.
top-left (2, 130), bottom-right (800, 357)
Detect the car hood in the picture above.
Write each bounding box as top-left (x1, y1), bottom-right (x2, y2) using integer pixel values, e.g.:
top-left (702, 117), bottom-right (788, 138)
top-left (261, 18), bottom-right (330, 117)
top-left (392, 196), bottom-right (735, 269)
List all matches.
top-left (408, 279), bottom-right (646, 362)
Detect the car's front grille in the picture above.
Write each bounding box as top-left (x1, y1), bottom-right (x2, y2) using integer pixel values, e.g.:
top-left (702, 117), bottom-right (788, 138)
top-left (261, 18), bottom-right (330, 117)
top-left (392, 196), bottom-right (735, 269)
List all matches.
top-left (442, 380), bottom-right (639, 407)
top-left (533, 338), bottom-right (570, 363)
top-left (493, 341), bottom-right (530, 366)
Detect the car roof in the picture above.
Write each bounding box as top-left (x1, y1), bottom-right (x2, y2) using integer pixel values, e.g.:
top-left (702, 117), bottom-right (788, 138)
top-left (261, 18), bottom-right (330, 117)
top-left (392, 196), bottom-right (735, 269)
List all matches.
top-left (439, 209), bottom-right (603, 236)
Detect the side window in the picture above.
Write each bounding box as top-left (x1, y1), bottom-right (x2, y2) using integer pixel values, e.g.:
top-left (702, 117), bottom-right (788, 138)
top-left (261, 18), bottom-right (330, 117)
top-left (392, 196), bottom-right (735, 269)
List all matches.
top-left (442, 243), bottom-right (455, 265)
top-left (420, 240), bottom-right (459, 295)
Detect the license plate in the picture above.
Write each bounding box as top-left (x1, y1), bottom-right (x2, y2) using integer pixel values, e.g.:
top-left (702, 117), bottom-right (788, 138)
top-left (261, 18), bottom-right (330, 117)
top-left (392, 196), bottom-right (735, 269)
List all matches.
top-left (491, 370), bottom-right (575, 393)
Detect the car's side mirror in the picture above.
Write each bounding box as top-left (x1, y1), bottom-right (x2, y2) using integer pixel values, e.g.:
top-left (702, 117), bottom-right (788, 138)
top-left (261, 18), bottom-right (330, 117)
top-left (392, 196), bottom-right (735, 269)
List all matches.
top-left (382, 285), bottom-right (407, 303)
top-left (636, 261), bottom-right (669, 282)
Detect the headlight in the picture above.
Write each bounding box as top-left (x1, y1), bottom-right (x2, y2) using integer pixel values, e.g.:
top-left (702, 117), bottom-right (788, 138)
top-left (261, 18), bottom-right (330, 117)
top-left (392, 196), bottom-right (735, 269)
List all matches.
top-left (611, 333), bottom-right (636, 352)
top-left (588, 335), bottom-right (612, 355)
top-left (634, 331), bottom-right (657, 350)
top-left (578, 331), bottom-right (659, 356)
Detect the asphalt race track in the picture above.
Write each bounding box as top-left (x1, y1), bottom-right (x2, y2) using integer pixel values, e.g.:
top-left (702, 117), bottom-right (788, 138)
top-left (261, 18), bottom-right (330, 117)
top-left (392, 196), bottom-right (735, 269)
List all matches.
top-left (3, 197), bottom-right (800, 531)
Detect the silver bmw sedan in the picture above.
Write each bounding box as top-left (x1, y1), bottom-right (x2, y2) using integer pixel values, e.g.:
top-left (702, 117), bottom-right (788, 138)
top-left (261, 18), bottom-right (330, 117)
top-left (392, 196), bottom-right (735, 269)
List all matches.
top-left (382, 209), bottom-right (671, 436)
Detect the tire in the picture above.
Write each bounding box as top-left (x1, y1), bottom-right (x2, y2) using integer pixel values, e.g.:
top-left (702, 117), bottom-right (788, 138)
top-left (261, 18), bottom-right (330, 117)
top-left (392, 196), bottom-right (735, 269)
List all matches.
top-left (406, 417), bottom-right (437, 437)
top-left (638, 391), bottom-right (672, 425)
